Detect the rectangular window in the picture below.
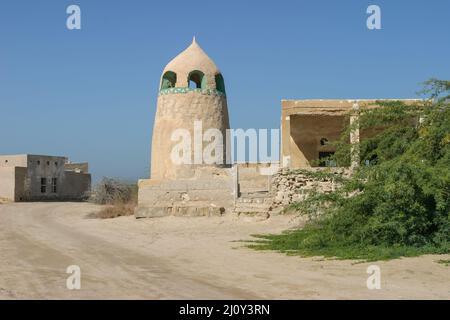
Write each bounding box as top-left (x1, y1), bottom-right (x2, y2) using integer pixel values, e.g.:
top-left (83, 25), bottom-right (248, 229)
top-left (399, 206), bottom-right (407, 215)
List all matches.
top-left (40, 178), bottom-right (47, 193)
top-left (51, 178), bottom-right (57, 193)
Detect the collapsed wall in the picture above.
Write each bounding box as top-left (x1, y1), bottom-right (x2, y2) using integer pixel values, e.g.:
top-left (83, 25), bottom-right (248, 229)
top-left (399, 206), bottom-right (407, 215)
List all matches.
top-left (234, 166), bottom-right (351, 220)
top-left (270, 168), bottom-right (351, 207)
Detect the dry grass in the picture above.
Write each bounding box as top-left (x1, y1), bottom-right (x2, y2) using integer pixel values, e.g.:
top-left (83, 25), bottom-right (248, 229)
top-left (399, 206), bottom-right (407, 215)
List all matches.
top-left (96, 202), bottom-right (136, 219)
top-left (90, 178), bottom-right (138, 219)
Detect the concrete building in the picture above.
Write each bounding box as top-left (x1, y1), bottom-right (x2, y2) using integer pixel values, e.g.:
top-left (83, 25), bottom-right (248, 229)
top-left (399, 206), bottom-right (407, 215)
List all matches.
top-left (0, 154), bottom-right (91, 202)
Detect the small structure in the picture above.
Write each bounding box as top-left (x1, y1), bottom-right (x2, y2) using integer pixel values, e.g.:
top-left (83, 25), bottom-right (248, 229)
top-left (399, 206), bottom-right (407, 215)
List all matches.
top-left (0, 154), bottom-right (91, 202)
top-left (280, 99), bottom-right (420, 169)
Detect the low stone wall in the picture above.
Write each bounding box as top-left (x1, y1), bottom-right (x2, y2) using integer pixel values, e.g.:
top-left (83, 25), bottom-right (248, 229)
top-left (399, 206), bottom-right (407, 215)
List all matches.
top-left (237, 162), bottom-right (275, 193)
top-left (271, 168), bottom-right (351, 207)
top-left (136, 167), bottom-right (235, 218)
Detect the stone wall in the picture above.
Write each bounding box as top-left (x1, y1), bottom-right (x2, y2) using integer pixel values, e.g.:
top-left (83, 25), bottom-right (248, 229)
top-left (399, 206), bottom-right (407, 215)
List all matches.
top-left (136, 167), bottom-right (235, 218)
top-left (271, 168), bottom-right (351, 207)
top-left (236, 162), bottom-right (276, 193)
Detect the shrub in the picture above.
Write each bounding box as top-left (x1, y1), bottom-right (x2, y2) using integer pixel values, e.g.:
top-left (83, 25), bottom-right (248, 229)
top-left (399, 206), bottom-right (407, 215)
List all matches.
top-left (90, 177), bottom-right (137, 205)
top-left (90, 178), bottom-right (138, 219)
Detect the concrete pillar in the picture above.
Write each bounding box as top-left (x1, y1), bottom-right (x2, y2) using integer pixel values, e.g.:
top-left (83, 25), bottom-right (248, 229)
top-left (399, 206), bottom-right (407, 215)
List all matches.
top-left (281, 115), bottom-right (291, 168)
top-left (350, 101), bottom-right (360, 169)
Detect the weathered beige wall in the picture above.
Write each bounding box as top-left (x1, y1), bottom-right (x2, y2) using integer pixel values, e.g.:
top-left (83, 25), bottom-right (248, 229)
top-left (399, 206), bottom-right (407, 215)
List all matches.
top-left (137, 167), bottom-right (234, 218)
top-left (290, 114), bottom-right (346, 167)
top-left (151, 92), bottom-right (230, 180)
top-left (236, 163), bottom-right (274, 193)
top-left (14, 167), bottom-right (27, 201)
top-left (0, 167), bottom-right (37, 201)
top-left (281, 100), bottom-right (355, 168)
top-left (0, 167), bottom-right (16, 201)
top-left (0, 155), bottom-right (28, 168)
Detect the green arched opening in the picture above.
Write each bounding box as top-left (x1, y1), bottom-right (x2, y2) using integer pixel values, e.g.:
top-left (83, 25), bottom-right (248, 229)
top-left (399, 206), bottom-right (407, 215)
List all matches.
top-left (215, 74), bottom-right (226, 95)
top-left (161, 71), bottom-right (177, 90)
top-left (188, 70), bottom-right (207, 89)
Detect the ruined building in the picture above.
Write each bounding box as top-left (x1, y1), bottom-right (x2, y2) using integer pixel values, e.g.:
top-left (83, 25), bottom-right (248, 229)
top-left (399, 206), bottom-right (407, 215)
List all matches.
top-left (280, 99), bottom-right (420, 169)
top-left (0, 154), bottom-right (91, 202)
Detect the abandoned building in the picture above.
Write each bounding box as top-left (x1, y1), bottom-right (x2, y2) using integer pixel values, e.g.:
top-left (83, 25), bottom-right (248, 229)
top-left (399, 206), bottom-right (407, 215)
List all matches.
top-left (136, 39), bottom-right (420, 219)
top-left (0, 154), bottom-right (91, 202)
top-left (280, 99), bottom-right (420, 169)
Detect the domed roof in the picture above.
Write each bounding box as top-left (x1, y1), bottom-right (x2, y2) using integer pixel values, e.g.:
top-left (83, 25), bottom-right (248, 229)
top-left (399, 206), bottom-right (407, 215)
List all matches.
top-left (162, 37), bottom-right (220, 76)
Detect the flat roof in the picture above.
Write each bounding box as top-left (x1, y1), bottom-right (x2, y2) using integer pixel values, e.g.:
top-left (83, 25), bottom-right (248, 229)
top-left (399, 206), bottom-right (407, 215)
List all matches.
top-left (0, 154), bottom-right (67, 158)
top-left (280, 99), bottom-right (422, 116)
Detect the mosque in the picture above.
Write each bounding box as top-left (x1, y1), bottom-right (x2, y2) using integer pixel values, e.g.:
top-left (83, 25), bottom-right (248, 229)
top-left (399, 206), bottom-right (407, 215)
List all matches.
top-left (135, 38), bottom-right (418, 218)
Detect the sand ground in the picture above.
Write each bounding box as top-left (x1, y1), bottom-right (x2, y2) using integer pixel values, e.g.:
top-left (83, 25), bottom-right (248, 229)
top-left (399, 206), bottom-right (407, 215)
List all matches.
top-left (0, 202), bottom-right (448, 299)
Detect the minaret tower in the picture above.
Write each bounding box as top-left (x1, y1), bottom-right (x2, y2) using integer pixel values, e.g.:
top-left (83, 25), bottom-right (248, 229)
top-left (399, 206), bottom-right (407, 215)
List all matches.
top-left (151, 38), bottom-right (230, 180)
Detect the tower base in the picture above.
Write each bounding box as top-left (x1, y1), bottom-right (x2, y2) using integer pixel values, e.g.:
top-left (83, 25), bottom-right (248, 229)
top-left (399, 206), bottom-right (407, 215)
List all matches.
top-left (135, 167), bottom-right (236, 218)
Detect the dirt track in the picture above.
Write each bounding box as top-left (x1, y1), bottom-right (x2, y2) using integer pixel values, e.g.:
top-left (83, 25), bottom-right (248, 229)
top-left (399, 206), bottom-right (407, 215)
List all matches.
top-left (0, 203), bottom-right (449, 299)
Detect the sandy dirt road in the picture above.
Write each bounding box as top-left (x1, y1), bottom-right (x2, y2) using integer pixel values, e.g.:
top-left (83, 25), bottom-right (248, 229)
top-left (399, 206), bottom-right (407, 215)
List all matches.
top-left (0, 202), bottom-right (449, 299)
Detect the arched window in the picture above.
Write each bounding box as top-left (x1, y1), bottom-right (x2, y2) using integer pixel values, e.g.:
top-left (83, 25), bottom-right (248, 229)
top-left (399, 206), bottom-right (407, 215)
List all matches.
top-left (215, 74), bottom-right (226, 94)
top-left (161, 71), bottom-right (177, 90)
top-left (188, 70), bottom-right (206, 89)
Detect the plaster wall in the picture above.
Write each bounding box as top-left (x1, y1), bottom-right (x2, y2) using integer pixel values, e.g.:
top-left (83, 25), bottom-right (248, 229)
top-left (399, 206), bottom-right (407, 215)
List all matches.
top-left (0, 167), bottom-right (16, 201)
top-left (0, 155), bottom-right (28, 168)
top-left (290, 114), bottom-right (346, 167)
top-left (151, 92), bottom-right (230, 180)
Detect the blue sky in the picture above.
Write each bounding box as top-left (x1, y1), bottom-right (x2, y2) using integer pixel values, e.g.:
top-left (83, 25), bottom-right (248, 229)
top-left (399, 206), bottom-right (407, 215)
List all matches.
top-left (0, 0), bottom-right (449, 182)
